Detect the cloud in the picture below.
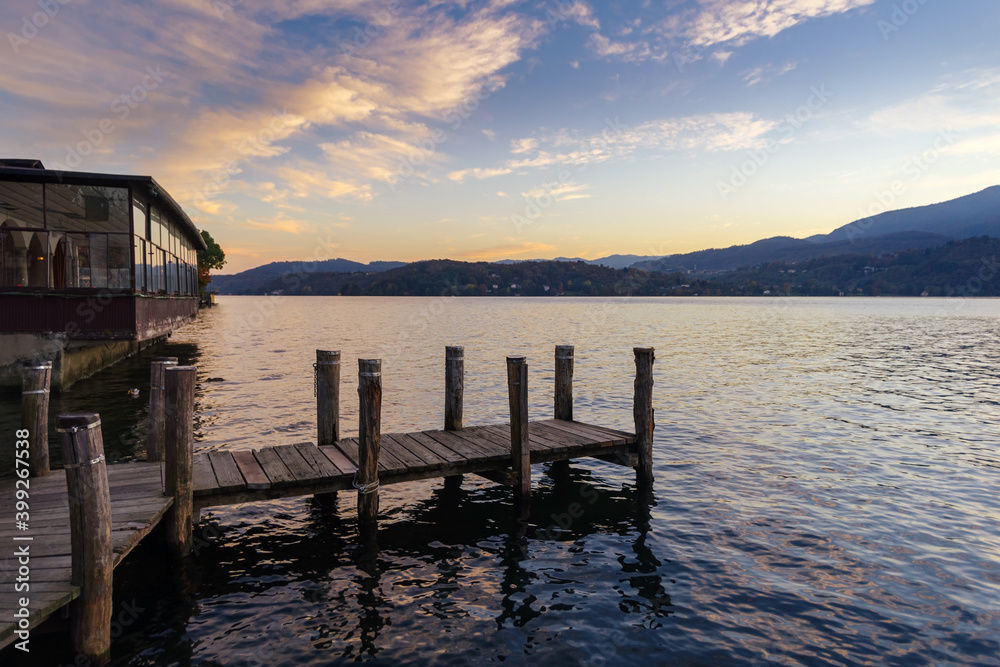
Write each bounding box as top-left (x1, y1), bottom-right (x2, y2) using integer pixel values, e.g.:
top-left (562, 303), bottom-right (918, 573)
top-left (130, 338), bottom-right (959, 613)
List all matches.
top-left (0, 0), bottom-right (546, 219)
top-left (742, 61), bottom-right (799, 86)
top-left (522, 182), bottom-right (590, 202)
top-left (587, 33), bottom-right (664, 63)
top-left (453, 111), bottom-right (777, 180)
top-left (245, 214), bottom-right (313, 234)
top-left (458, 241), bottom-right (555, 261)
top-left (448, 167), bottom-right (515, 182)
top-left (675, 0), bottom-right (878, 48)
top-left (862, 68), bottom-right (1000, 156)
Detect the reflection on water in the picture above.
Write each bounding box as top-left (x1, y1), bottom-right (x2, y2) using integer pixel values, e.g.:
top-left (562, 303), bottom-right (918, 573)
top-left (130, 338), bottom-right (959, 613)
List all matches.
top-left (3, 296), bottom-right (999, 665)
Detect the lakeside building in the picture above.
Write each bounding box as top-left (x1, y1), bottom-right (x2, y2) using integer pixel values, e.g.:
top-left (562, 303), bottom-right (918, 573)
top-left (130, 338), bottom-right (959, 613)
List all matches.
top-left (0, 159), bottom-right (206, 389)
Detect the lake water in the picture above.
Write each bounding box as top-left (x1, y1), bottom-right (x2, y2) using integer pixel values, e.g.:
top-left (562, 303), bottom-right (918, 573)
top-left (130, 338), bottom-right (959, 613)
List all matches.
top-left (3, 296), bottom-right (999, 665)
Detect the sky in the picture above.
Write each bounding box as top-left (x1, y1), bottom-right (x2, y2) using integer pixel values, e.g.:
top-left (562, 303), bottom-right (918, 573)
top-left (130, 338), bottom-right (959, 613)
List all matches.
top-left (1, 0), bottom-right (998, 273)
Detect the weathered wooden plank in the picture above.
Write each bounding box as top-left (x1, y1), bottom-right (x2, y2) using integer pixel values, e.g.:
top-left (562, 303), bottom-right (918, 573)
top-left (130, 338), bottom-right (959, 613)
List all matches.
top-left (294, 442), bottom-right (343, 480)
top-left (543, 419), bottom-right (625, 446)
top-left (529, 422), bottom-right (589, 452)
top-left (253, 447), bottom-right (297, 486)
top-left (441, 426), bottom-right (508, 457)
top-left (372, 440), bottom-right (407, 474)
top-left (527, 429), bottom-right (574, 454)
top-left (231, 450), bottom-right (270, 490)
top-left (381, 434), bottom-right (433, 471)
top-left (333, 435), bottom-right (404, 474)
top-left (335, 438), bottom-right (360, 467)
top-left (273, 445), bottom-right (319, 483)
top-left (192, 454), bottom-right (219, 493)
top-left (319, 444), bottom-right (358, 476)
top-left (208, 451), bottom-right (247, 493)
top-left (571, 421), bottom-right (635, 440)
top-left (390, 432), bottom-right (452, 467)
top-left (463, 425), bottom-right (518, 451)
top-left (421, 429), bottom-right (492, 464)
top-left (533, 419), bottom-right (603, 444)
top-left (405, 431), bottom-right (466, 464)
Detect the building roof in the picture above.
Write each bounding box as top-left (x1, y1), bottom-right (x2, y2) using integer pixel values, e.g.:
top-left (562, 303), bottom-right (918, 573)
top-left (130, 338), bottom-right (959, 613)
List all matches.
top-left (0, 161), bottom-right (207, 250)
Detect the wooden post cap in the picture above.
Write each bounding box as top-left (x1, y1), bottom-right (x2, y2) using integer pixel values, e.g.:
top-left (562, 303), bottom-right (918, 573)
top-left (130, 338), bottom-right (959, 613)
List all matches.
top-left (56, 413), bottom-right (102, 432)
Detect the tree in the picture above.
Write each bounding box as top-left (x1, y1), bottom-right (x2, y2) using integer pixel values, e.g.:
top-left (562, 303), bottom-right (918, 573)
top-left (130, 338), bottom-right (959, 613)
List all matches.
top-left (197, 230), bottom-right (226, 293)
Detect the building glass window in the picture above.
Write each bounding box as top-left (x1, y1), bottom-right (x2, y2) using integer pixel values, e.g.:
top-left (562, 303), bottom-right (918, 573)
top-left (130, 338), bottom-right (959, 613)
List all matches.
top-left (46, 184), bottom-right (129, 233)
top-left (109, 234), bottom-right (130, 289)
top-left (134, 236), bottom-right (146, 292)
top-left (1, 227), bottom-right (47, 286)
top-left (0, 182), bottom-right (44, 228)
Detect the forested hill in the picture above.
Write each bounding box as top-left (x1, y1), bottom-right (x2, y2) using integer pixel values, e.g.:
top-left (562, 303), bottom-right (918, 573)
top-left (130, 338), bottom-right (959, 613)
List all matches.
top-left (252, 259), bottom-right (685, 296)
top-left (236, 236), bottom-right (1000, 297)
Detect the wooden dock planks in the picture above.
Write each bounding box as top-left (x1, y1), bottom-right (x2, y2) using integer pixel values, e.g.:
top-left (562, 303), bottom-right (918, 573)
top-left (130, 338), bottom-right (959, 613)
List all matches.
top-left (0, 463), bottom-right (172, 651)
top-left (187, 420), bottom-right (636, 509)
top-left (0, 419), bottom-right (636, 651)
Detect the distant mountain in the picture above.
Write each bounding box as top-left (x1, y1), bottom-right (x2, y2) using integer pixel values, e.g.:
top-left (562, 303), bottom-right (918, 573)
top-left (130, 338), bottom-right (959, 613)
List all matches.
top-left (637, 231), bottom-right (951, 272)
top-left (209, 258), bottom-right (405, 294)
top-left (813, 185), bottom-right (1000, 243)
top-left (497, 254), bottom-right (665, 269)
top-left (637, 186), bottom-right (999, 273)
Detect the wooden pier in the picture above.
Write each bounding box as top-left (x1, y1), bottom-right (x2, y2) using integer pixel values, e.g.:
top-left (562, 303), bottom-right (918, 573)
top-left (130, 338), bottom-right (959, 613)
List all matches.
top-left (191, 419), bottom-right (637, 512)
top-left (0, 344), bottom-right (654, 664)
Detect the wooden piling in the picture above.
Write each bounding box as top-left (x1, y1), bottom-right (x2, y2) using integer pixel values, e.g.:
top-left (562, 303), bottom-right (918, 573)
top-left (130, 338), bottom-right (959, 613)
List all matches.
top-left (444, 346), bottom-right (464, 490)
top-left (316, 350), bottom-right (341, 446)
top-left (554, 345), bottom-right (574, 421)
top-left (506, 356), bottom-right (530, 504)
top-left (57, 413), bottom-right (112, 665)
top-left (357, 359), bottom-right (382, 525)
top-left (147, 357), bottom-right (178, 462)
top-left (445, 346), bottom-right (464, 431)
top-left (164, 365), bottom-right (196, 557)
top-left (633, 347), bottom-right (655, 483)
top-left (22, 361), bottom-right (52, 477)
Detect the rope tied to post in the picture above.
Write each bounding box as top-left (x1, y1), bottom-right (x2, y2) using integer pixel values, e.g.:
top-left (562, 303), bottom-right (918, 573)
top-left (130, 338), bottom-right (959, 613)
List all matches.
top-left (352, 474), bottom-right (379, 494)
top-left (63, 454), bottom-right (105, 469)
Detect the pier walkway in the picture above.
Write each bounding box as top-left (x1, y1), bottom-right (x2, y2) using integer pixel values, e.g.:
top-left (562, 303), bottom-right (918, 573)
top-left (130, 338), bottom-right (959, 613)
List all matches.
top-left (0, 463), bottom-right (171, 650)
top-left (0, 344), bottom-right (654, 664)
top-left (193, 419), bottom-right (636, 511)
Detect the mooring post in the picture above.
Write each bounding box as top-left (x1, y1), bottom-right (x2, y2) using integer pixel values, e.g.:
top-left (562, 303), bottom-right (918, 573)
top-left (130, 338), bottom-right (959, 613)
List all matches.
top-left (550, 345), bottom-right (574, 476)
top-left (164, 365), bottom-right (196, 557)
top-left (506, 356), bottom-right (530, 506)
top-left (57, 413), bottom-right (112, 665)
top-left (357, 359), bottom-right (382, 526)
top-left (22, 361), bottom-right (52, 477)
top-left (633, 347), bottom-right (655, 484)
top-left (316, 350), bottom-right (341, 446)
top-left (554, 345), bottom-right (574, 421)
top-left (444, 346), bottom-right (464, 491)
top-left (315, 350), bottom-right (342, 507)
top-left (147, 356), bottom-right (178, 462)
